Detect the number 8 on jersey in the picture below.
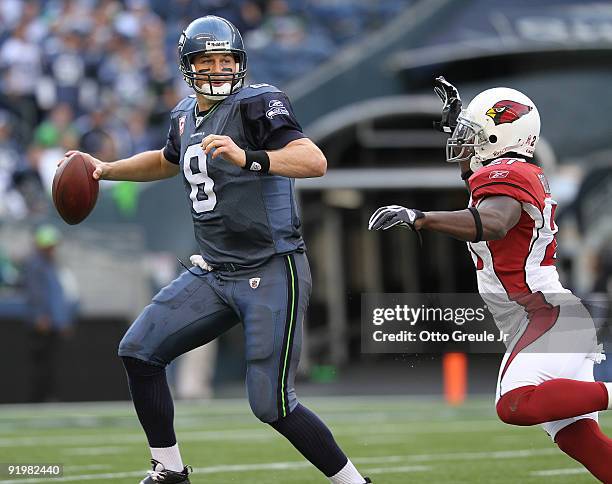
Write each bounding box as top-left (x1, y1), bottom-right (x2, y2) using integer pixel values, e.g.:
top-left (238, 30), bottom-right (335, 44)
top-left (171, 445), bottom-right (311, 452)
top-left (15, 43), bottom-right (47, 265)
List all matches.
top-left (183, 144), bottom-right (216, 213)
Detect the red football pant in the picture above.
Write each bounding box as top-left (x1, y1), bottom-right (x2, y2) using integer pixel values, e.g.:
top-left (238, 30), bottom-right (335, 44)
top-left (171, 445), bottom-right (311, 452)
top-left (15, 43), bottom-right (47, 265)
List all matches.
top-left (496, 379), bottom-right (608, 425)
top-left (556, 419), bottom-right (612, 484)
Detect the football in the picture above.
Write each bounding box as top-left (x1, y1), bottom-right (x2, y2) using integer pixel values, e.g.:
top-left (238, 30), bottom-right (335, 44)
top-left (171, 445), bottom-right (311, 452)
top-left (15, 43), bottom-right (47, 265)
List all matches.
top-left (52, 152), bottom-right (99, 225)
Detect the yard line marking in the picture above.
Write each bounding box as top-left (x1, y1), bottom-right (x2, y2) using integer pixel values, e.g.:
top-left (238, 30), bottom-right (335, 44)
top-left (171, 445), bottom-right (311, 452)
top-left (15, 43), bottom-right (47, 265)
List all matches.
top-left (0, 429), bottom-right (275, 447)
top-left (0, 470), bottom-right (145, 483)
top-left (363, 465), bottom-right (431, 474)
top-left (0, 420), bottom-right (509, 447)
top-left (0, 448), bottom-right (561, 483)
top-left (63, 465), bottom-right (110, 471)
top-left (356, 448), bottom-right (559, 463)
top-left (531, 468), bottom-right (588, 477)
top-left (63, 446), bottom-right (131, 456)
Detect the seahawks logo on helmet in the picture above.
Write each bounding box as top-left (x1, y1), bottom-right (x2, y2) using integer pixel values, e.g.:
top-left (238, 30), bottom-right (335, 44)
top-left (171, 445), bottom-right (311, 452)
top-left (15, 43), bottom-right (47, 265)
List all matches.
top-left (485, 100), bottom-right (533, 126)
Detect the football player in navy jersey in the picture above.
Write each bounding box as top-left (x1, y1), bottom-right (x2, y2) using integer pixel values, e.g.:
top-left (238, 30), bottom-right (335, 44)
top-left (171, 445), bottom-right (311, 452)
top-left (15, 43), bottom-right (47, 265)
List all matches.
top-left (63, 16), bottom-right (370, 484)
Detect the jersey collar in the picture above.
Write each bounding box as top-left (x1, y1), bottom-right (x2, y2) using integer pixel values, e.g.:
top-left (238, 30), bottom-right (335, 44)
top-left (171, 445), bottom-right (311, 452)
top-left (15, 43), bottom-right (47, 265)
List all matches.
top-left (194, 100), bottom-right (223, 128)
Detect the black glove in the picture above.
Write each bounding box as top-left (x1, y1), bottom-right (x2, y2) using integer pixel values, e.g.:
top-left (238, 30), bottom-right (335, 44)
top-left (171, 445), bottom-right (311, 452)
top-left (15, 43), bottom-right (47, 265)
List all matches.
top-left (368, 205), bottom-right (425, 231)
top-left (433, 76), bottom-right (462, 133)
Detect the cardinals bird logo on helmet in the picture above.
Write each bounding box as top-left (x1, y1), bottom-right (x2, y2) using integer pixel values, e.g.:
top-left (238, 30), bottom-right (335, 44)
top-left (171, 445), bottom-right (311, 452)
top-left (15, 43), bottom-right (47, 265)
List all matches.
top-left (486, 100), bottom-right (533, 126)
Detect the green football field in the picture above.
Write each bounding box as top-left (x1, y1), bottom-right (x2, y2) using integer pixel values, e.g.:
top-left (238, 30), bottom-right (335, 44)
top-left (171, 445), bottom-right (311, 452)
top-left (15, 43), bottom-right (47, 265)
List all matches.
top-left (0, 396), bottom-right (606, 483)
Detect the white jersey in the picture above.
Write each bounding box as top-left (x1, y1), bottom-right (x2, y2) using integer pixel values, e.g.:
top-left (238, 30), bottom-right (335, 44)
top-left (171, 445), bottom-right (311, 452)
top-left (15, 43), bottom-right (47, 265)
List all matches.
top-left (466, 158), bottom-right (572, 341)
top-left (467, 159), bottom-right (602, 443)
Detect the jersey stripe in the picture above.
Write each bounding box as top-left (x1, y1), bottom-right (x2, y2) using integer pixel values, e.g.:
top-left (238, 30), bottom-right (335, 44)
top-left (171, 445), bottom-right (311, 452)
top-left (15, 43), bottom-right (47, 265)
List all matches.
top-left (486, 205), bottom-right (560, 382)
top-left (499, 294), bottom-right (560, 384)
top-left (278, 254), bottom-right (299, 418)
top-left (487, 209), bottom-right (537, 295)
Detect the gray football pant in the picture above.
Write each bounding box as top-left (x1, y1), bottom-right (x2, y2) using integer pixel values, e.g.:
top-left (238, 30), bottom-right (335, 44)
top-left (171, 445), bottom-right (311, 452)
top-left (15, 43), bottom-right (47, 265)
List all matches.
top-left (118, 252), bottom-right (311, 422)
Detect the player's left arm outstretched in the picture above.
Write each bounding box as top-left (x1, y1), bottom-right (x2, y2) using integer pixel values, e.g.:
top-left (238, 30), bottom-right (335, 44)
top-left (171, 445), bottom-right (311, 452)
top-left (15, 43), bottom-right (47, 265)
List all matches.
top-left (368, 196), bottom-right (521, 242)
top-left (201, 134), bottom-right (326, 178)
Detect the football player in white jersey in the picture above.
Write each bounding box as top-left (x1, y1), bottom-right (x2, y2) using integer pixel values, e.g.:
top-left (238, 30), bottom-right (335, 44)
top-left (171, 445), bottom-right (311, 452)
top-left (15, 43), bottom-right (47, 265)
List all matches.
top-left (368, 78), bottom-right (612, 482)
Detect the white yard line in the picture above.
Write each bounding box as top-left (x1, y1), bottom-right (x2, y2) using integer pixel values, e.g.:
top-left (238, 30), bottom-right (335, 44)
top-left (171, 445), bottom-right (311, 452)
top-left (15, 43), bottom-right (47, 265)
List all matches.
top-left (62, 465), bottom-right (110, 471)
top-left (0, 419), bottom-right (508, 448)
top-left (531, 468), bottom-right (588, 477)
top-left (62, 447), bottom-right (131, 456)
top-left (0, 447), bottom-right (559, 483)
top-left (362, 465), bottom-right (431, 474)
top-left (0, 470), bottom-right (144, 483)
top-left (0, 429), bottom-right (274, 447)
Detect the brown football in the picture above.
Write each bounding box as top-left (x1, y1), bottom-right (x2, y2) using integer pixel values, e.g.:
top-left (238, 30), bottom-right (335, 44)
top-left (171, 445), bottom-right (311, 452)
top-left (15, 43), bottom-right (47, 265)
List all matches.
top-left (52, 153), bottom-right (99, 225)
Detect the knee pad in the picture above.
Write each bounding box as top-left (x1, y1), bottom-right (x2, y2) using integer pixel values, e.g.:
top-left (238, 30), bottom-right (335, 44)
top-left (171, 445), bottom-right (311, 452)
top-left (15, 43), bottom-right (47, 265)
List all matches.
top-left (496, 386), bottom-right (536, 425)
top-left (246, 366), bottom-right (276, 422)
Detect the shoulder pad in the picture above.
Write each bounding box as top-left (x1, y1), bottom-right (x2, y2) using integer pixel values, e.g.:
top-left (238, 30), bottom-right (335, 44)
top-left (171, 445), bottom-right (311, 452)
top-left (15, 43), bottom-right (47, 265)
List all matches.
top-left (171, 96), bottom-right (197, 115)
top-left (469, 160), bottom-right (547, 210)
top-left (232, 84), bottom-right (283, 101)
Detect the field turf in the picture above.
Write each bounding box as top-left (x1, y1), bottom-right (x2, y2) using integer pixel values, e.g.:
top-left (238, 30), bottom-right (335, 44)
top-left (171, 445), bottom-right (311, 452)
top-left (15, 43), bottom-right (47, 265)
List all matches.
top-left (0, 396), bottom-right (606, 483)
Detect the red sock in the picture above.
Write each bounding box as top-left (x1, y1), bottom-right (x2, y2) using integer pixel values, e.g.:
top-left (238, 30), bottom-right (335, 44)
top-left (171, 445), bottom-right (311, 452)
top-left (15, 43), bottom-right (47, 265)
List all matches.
top-left (496, 380), bottom-right (608, 425)
top-left (555, 419), bottom-right (612, 483)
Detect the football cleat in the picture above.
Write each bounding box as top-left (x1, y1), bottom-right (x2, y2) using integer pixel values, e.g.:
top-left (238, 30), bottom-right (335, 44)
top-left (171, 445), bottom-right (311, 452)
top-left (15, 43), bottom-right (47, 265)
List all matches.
top-left (139, 460), bottom-right (191, 483)
top-left (364, 478), bottom-right (373, 483)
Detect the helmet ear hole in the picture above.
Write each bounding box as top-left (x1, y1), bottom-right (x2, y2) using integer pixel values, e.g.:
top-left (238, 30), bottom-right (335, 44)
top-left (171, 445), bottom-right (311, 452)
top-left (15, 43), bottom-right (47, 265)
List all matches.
top-left (489, 135), bottom-right (497, 143)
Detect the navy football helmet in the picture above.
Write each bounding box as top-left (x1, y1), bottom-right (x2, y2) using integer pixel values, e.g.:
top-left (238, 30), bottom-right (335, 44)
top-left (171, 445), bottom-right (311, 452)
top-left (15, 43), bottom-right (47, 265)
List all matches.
top-left (178, 16), bottom-right (247, 98)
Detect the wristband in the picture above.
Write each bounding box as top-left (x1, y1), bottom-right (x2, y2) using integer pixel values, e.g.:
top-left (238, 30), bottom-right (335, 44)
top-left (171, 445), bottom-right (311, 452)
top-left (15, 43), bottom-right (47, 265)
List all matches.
top-left (244, 150), bottom-right (270, 173)
top-left (468, 207), bottom-right (483, 243)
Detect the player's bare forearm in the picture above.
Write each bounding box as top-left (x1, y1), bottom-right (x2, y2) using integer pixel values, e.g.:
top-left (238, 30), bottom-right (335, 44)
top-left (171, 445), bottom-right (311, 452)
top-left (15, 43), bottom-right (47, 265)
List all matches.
top-left (268, 138), bottom-right (327, 178)
top-left (419, 196), bottom-right (522, 241)
top-left (99, 150), bottom-right (179, 181)
top-left (418, 210), bottom-right (479, 241)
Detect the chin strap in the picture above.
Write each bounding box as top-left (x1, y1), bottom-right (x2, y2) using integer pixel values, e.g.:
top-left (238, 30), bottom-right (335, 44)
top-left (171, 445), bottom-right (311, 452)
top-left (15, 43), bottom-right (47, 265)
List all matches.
top-left (469, 156), bottom-right (484, 172)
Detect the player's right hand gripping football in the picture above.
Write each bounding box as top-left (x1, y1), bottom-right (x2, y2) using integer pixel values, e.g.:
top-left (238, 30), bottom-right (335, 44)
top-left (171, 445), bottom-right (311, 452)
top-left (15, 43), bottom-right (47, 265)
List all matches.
top-left (433, 76), bottom-right (462, 133)
top-left (368, 205), bottom-right (425, 231)
top-left (59, 150), bottom-right (107, 180)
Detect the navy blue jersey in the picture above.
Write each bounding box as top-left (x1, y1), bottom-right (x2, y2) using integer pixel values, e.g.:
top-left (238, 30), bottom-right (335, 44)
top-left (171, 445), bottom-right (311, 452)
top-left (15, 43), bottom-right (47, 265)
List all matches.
top-left (163, 84), bottom-right (306, 267)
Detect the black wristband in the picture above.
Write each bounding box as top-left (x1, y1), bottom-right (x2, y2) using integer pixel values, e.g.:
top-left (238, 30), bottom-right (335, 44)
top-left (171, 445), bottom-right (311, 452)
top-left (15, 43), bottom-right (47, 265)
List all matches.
top-left (461, 169), bottom-right (473, 180)
top-left (244, 150), bottom-right (270, 173)
top-left (468, 207), bottom-right (483, 243)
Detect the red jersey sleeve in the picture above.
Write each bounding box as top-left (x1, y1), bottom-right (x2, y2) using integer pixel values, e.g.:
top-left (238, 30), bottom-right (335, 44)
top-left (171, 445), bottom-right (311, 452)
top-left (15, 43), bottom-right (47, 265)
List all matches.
top-left (468, 160), bottom-right (547, 211)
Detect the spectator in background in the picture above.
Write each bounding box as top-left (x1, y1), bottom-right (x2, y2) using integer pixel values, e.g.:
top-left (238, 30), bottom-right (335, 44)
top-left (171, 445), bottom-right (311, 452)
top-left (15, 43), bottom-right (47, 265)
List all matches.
top-left (0, 21), bottom-right (43, 129)
top-left (0, 111), bottom-right (26, 219)
top-left (39, 27), bottom-right (91, 113)
top-left (0, 246), bottom-right (18, 287)
top-left (0, 0), bottom-right (408, 200)
top-left (34, 103), bottom-right (80, 192)
top-left (76, 107), bottom-right (120, 162)
top-left (12, 144), bottom-right (49, 218)
top-left (248, 0), bottom-right (334, 84)
top-left (98, 40), bottom-right (150, 108)
top-left (23, 225), bottom-right (77, 402)
top-left (235, 0), bottom-right (265, 35)
top-left (34, 103), bottom-right (78, 149)
top-left (0, 0), bottom-right (23, 31)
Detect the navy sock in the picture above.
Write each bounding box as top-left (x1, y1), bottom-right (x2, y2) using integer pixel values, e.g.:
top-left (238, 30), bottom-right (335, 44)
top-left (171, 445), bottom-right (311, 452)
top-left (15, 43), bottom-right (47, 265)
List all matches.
top-left (270, 403), bottom-right (348, 477)
top-left (122, 356), bottom-right (176, 447)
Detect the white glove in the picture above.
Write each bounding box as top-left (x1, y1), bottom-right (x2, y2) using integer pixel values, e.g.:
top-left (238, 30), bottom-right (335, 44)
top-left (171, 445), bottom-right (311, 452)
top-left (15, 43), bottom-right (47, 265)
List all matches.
top-left (189, 255), bottom-right (213, 272)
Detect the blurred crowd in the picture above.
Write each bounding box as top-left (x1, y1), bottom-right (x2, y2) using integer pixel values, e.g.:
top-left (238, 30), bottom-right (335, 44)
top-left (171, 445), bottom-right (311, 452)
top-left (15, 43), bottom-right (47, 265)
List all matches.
top-left (0, 0), bottom-right (411, 220)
